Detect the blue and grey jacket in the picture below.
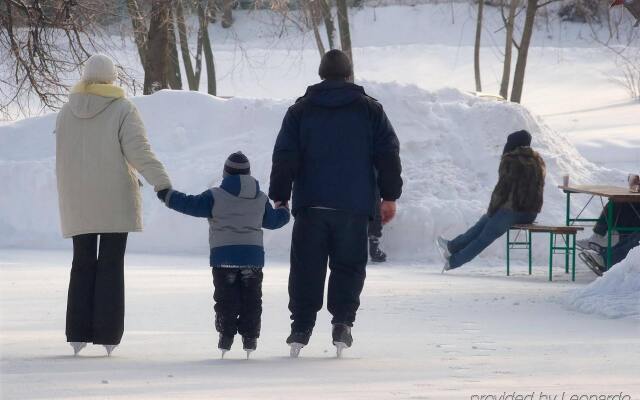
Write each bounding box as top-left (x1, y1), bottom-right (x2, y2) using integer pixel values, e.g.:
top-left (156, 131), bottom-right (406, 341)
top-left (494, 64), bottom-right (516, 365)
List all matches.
top-left (163, 174), bottom-right (290, 268)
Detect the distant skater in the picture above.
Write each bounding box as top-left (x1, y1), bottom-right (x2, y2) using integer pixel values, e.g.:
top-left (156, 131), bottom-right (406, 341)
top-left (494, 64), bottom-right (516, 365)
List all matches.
top-left (56, 54), bottom-right (171, 356)
top-left (436, 130), bottom-right (546, 272)
top-left (269, 49), bottom-right (403, 357)
top-left (158, 152), bottom-right (290, 358)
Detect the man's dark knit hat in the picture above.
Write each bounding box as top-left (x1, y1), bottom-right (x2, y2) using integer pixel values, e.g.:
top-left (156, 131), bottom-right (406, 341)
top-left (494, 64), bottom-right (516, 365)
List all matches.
top-left (223, 151), bottom-right (251, 177)
top-left (503, 130), bottom-right (532, 155)
top-left (318, 49), bottom-right (353, 81)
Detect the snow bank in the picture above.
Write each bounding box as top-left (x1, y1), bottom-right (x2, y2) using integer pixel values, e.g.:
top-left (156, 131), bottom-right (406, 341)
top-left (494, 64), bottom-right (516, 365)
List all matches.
top-left (0, 82), bottom-right (620, 261)
top-left (567, 247), bottom-right (640, 319)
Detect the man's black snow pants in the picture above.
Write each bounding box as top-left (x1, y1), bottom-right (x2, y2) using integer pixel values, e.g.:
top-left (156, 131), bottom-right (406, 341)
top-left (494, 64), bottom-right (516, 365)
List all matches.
top-left (289, 208), bottom-right (369, 332)
top-left (212, 268), bottom-right (263, 338)
top-left (66, 233), bottom-right (128, 345)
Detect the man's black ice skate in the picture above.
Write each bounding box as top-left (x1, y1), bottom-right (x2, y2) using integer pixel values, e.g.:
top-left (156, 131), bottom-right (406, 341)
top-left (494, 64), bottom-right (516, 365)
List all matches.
top-left (242, 336), bottom-right (257, 359)
top-left (331, 323), bottom-right (353, 358)
top-left (286, 329), bottom-right (312, 358)
top-left (218, 334), bottom-right (234, 359)
top-left (369, 237), bottom-right (387, 263)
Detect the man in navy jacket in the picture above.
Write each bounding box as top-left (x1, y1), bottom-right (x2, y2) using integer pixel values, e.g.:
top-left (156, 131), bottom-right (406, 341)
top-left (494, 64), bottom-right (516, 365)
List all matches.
top-left (269, 50), bottom-right (403, 356)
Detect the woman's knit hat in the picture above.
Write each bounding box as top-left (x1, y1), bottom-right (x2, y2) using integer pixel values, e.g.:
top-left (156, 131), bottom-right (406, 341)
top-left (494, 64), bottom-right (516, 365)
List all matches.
top-left (82, 54), bottom-right (118, 84)
top-left (223, 151), bottom-right (251, 177)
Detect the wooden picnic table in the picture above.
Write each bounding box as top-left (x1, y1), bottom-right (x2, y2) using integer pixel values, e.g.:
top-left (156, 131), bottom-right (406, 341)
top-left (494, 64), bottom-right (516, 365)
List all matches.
top-left (559, 184), bottom-right (640, 270)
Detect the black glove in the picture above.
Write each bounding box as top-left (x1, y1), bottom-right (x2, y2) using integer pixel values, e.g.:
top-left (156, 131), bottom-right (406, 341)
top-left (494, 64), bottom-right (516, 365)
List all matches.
top-left (157, 189), bottom-right (169, 202)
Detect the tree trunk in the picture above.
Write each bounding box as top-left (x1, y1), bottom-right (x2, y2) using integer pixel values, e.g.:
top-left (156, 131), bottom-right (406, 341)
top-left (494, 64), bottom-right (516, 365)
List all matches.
top-left (474, 0), bottom-right (484, 92)
top-left (168, 7), bottom-right (183, 90)
top-left (510, 0), bottom-right (538, 103)
top-left (176, 0), bottom-right (198, 90)
top-left (221, 0), bottom-right (233, 28)
top-left (499, 0), bottom-right (518, 99)
top-left (336, 0), bottom-right (353, 81)
top-left (126, 0), bottom-right (148, 69)
top-left (143, 0), bottom-right (171, 94)
top-left (307, 0), bottom-right (326, 58)
top-left (198, 0), bottom-right (216, 95)
top-left (320, 0), bottom-right (337, 49)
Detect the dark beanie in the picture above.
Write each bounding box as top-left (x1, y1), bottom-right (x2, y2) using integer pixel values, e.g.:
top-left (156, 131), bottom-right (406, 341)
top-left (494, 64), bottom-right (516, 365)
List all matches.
top-left (503, 130), bottom-right (532, 155)
top-left (318, 49), bottom-right (353, 81)
top-left (223, 151), bottom-right (250, 177)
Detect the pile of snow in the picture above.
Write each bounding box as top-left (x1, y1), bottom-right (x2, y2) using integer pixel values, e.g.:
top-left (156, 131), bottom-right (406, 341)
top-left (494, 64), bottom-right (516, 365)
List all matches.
top-left (567, 247), bottom-right (640, 319)
top-left (0, 81), bottom-right (621, 262)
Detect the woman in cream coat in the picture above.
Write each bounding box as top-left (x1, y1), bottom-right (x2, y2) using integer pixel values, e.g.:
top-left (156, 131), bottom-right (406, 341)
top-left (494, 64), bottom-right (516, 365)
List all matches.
top-left (56, 54), bottom-right (171, 356)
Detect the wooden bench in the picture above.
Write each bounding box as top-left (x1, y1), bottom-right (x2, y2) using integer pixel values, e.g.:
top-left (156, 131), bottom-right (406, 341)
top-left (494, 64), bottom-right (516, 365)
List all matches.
top-left (506, 224), bottom-right (584, 281)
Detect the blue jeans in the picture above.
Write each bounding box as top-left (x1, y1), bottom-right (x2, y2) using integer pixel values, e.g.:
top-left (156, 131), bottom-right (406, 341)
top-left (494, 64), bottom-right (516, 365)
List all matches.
top-left (448, 209), bottom-right (537, 269)
top-left (601, 232), bottom-right (640, 266)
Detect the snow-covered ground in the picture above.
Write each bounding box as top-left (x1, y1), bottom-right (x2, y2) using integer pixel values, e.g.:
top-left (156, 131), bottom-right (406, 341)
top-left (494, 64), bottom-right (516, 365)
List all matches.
top-left (1, 250), bottom-right (639, 400)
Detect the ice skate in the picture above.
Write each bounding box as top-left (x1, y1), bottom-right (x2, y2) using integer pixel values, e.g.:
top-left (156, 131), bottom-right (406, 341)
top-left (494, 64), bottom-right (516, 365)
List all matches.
top-left (331, 323), bottom-right (353, 358)
top-left (441, 259), bottom-right (452, 274)
top-left (579, 251), bottom-right (605, 277)
top-left (435, 236), bottom-right (451, 261)
top-left (218, 334), bottom-right (234, 359)
top-left (576, 232), bottom-right (619, 251)
top-left (286, 330), bottom-right (312, 358)
top-left (70, 342), bottom-right (86, 356)
top-left (104, 345), bottom-right (117, 357)
top-left (369, 237), bottom-right (387, 263)
top-left (242, 336), bottom-right (257, 359)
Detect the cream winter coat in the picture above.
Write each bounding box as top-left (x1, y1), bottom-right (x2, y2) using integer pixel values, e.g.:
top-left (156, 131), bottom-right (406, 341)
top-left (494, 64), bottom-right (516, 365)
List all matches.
top-left (55, 83), bottom-right (171, 238)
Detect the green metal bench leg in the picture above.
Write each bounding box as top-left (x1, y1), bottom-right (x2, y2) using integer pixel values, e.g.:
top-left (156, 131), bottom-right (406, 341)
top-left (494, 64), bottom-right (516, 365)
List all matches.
top-left (564, 233), bottom-right (570, 274)
top-left (506, 229), bottom-right (510, 276)
top-left (528, 230), bottom-right (532, 275)
top-left (606, 200), bottom-right (614, 271)
top-left (571, 234), bottom-right (576, 282)
top-left (548, 233), bottom-right (553, 282)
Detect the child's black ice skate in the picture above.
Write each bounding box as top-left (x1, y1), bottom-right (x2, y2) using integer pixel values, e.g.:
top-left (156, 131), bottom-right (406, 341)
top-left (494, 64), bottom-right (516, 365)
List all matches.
top-left (242, 336), bottom-right (257, 359)
top-left (218, 334), bottom-right (234, 359)
top-left (331, 323), bottom-right (353, 358)
top-left (286, 329), bottom-right (312, 358)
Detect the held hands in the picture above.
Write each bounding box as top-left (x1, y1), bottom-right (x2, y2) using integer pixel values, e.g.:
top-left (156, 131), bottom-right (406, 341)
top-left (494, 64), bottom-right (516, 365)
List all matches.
top-left (157, 188), bottom-right (170, 203)
top-left (380, 200), bottom-right (396, 225)
top-left (274, 201), bottom-right (289, 209)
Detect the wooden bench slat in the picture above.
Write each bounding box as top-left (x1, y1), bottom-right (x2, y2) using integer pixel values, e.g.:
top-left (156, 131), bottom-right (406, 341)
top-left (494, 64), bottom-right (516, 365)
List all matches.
top-left (511, 224), bottom-right (584, 234)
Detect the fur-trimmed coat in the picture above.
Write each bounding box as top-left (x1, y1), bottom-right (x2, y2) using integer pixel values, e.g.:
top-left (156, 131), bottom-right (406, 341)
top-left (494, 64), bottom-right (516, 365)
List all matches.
top-left (488, 147), bottom-right (546, 216)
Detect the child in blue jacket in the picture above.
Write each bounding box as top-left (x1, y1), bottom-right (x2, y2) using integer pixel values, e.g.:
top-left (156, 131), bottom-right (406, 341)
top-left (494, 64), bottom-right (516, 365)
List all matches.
top-left (158, 152), bottom-right (290, 358)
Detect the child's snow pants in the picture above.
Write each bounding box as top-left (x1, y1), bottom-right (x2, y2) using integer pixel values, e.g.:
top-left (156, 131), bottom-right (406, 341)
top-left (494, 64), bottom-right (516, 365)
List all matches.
top-left (212, 268), bottom-right (263, 339)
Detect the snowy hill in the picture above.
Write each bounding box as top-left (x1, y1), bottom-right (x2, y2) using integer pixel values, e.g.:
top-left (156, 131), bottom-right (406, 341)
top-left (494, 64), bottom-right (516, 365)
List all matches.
top-left (0, 82), bottom-right (622, 261)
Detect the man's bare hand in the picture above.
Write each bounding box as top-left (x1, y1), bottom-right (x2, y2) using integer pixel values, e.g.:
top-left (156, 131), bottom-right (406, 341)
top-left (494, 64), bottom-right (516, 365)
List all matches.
top-left (380, 201), bottom-right (396, 224)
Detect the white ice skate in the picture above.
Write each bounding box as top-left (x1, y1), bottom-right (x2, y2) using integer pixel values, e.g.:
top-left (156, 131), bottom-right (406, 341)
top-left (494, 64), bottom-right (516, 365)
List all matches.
top-left (245, 349), bottom-right (254, 360)
top-left (289, 343), bottom-right (304, 358)
top-left (334, 342), bottom-right (348, 358)
top-left (104, 345), bottom-right (117, 357)
top-left (576, 232), bottom-right (619, 251)
top-left (70, 342), bottom-right (86, 356)
top-left (220, 349), bottom-right (228, 359)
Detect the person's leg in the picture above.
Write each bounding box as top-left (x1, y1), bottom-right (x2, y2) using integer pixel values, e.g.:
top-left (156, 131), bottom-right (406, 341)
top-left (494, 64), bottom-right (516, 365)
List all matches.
top-left (237, 268), bottom-right (263, 339)
top-left (92, 233), bottom-right (128, 345)
top-left (327, 212), bottom-right (369, 327)
top-left (212, 268), bottom-right (242, 338)
top-left (449, 209), bottom-right (528, 269)
top-left (592, 202), bottom-right (610, 236)
top-left (66, 234), bottom-right (98, 343)
top-left (289, 209), bottom-right (330, 333)
top-left (608, 232), bottom-right (640, 265)
top-left (448, 214), bottom-right (490, 254)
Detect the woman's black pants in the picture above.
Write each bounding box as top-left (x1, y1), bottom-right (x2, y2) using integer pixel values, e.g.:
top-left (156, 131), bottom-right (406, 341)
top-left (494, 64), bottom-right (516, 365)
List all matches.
top-left (66, 233), bottom-right (128, 345)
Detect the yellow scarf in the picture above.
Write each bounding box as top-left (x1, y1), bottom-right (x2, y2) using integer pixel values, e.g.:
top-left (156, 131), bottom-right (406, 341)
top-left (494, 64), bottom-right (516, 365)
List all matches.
top-left (71, 82), bottom-right (125, 98)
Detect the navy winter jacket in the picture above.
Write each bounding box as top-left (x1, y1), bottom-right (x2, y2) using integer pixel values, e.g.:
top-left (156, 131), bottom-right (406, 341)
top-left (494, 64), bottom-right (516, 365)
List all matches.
top-left (163, 174), bottom-right (290, 268)
top-left (269, 80), bottom-right (402, 216)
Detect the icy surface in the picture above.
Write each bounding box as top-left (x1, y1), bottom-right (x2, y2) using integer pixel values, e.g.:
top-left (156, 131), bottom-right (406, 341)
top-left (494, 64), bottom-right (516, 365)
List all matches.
top-left (1, 250), bottom-right (639, 399)
top-left (0, 83), bottom-right (623, 262)
top-left (567, 247), bottom-right (640, 320)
